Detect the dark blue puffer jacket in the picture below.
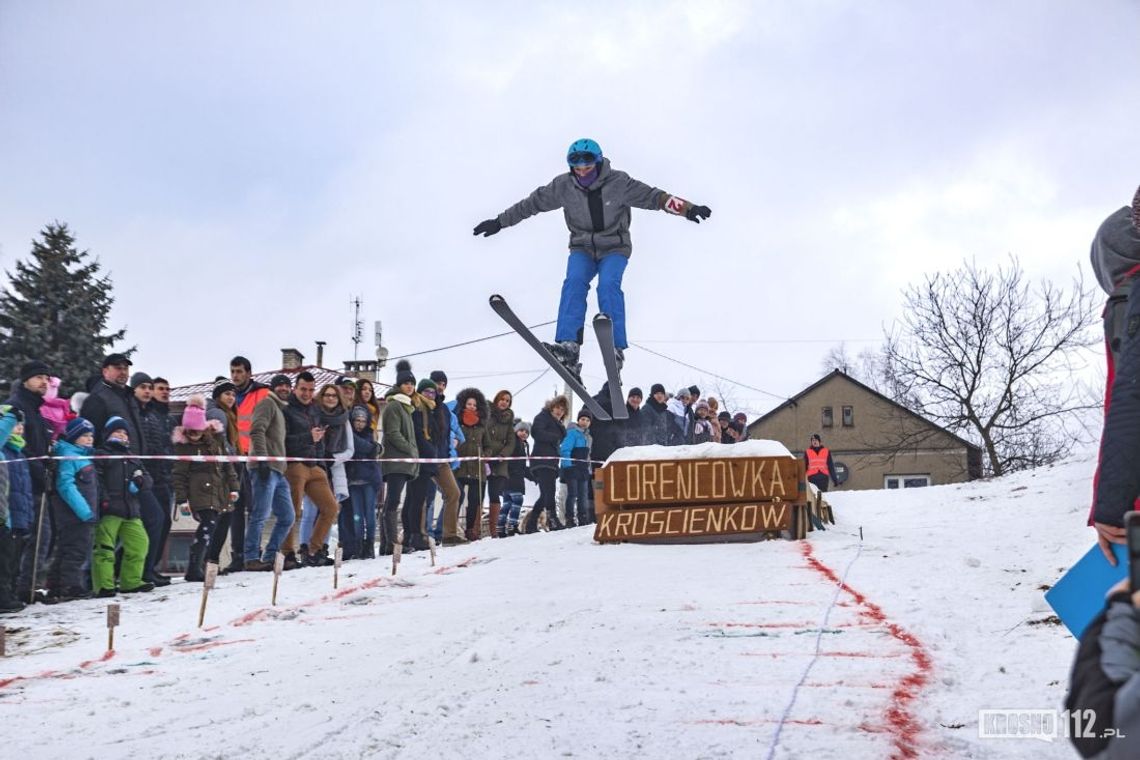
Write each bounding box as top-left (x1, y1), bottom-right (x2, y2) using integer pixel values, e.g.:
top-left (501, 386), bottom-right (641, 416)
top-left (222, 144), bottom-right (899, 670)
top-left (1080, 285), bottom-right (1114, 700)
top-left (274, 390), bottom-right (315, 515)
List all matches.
top-left (4, 445), bottom-right (34, 532)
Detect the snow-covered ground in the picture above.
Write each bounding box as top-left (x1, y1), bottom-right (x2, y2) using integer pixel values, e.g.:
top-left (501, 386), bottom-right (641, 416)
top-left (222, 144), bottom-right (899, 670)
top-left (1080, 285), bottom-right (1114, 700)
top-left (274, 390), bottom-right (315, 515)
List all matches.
top-left (0, 456), bottom-right (1099, 759)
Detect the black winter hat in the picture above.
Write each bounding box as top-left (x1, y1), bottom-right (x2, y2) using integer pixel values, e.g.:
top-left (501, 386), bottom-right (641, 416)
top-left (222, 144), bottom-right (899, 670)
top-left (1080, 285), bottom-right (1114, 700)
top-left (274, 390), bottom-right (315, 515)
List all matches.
top-left (430, 370), bottom-right (448, 384)
top-left (718, 411), bottom-right (731, 422)
top-left (395, 360), bottom-right (416, 387)
top-left (650, 383), bottom-right (666, 396)
top-left (577, 408), bottom-right (592, 421)
top-left (212, 380), bottom-right (237, 400)
top-left (269, 374), bottom-right (292, 389)
top-left (628, 387), bottom-right (643, 399)
top-left (129, 372), bottom-right (153, 389)
top-left (102, 352), bottom-right (133, 368)
top-left (19, 360), bottom-right (51, 382)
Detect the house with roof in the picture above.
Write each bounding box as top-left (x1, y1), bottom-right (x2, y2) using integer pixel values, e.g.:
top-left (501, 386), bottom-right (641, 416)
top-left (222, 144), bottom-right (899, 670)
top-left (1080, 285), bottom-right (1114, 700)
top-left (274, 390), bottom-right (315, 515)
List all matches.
top-left (170, 347), bottom-right (387, 404)
top-left (747, 369), bottom-right (983, 491)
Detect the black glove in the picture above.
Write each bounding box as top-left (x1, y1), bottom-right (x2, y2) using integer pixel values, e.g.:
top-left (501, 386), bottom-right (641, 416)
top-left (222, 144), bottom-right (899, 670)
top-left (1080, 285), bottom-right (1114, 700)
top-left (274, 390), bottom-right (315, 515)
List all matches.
top-left (10, 408), bottom-right (24, 424)
top-left (130, 470), bottom-right (146, 489)
top-left (258, 462), bottom-right (271, 480)
top-left (473, 218), bottom-right (502, 237)
top-left (685, 205), bottom-right (711, 223)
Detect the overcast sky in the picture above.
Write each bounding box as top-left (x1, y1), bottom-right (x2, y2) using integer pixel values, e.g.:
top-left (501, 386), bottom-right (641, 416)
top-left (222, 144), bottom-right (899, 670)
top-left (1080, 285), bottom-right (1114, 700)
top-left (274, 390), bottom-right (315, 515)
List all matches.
top-left (1, 1), bottom-right (1137, 419)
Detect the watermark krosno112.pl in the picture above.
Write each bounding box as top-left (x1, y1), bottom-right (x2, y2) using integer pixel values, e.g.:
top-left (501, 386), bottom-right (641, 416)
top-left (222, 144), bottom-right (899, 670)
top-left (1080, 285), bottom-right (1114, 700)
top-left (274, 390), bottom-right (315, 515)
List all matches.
top-left (978, 709), bottom-right (1124, 742)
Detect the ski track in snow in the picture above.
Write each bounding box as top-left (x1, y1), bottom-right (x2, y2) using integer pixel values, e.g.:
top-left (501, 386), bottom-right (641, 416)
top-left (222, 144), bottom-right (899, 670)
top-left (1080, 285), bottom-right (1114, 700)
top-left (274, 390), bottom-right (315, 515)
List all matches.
top-left (0, 456), bottom-right (1099, 759)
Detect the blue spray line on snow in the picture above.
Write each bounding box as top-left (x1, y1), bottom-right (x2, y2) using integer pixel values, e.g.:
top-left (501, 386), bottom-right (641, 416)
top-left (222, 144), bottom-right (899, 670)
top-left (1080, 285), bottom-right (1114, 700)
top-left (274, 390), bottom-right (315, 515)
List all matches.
top-left (763, 532), bottom-right (865, 760)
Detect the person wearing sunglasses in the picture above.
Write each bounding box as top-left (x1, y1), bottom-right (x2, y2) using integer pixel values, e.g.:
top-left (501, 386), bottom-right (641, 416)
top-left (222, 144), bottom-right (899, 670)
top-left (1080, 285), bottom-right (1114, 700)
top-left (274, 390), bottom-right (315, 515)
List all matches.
top-left (473, 138), bottom-right (711, 377)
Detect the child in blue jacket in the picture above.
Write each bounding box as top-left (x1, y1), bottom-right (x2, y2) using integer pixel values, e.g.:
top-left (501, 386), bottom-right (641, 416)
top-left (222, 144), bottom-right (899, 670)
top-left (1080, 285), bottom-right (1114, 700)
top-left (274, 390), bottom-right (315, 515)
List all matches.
top-left (45, 417), bottom-right (98, 602)
top-left (559, 409), bottom-right (593, 528)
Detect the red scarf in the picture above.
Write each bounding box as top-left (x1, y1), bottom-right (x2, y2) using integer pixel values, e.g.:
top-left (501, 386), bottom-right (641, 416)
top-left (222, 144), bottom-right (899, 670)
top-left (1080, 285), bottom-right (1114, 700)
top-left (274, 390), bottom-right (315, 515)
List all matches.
top-left (461, 409), bottom-right (480, 427)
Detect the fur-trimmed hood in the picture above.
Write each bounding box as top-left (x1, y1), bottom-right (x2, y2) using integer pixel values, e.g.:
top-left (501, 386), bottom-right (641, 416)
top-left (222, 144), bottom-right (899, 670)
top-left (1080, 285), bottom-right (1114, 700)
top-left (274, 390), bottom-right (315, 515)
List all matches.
top-left (454, 387), bottom-right (488, 425)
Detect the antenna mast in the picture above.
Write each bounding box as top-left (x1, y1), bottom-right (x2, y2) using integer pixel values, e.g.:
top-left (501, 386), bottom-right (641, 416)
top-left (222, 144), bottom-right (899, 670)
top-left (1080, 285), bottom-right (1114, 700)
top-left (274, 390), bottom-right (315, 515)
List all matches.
top-left (351, 296), bottom-right (364, 360)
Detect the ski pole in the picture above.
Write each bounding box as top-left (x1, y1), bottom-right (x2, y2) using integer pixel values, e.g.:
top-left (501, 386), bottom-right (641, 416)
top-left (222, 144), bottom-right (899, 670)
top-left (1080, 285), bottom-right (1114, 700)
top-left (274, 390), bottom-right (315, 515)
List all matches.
top-left (28, 471), bottom-right (50, 605)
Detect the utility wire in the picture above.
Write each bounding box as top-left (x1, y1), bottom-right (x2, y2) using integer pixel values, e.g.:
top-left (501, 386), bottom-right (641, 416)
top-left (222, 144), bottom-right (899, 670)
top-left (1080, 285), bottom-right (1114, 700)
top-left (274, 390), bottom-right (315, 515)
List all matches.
top-left (629, 341), bottom-right (788, 401)
top-left (388, 320), bottom-right (556, 361)
top-left (513, 367), bottom-right (551, 396)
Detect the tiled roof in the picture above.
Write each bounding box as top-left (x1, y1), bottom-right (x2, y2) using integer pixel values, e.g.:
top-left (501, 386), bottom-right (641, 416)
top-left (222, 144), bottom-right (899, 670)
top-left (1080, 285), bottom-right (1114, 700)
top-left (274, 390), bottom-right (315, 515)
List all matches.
top-left (170, 366), bottom-right (388, 403)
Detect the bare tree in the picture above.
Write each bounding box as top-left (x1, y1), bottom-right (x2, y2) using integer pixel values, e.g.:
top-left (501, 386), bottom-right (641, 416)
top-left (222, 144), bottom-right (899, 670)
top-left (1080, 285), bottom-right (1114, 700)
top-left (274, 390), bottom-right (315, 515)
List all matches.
top-left (880, 256), bottom-right (1099, 476)
top-left (821, 342), bottom-right (887, 388)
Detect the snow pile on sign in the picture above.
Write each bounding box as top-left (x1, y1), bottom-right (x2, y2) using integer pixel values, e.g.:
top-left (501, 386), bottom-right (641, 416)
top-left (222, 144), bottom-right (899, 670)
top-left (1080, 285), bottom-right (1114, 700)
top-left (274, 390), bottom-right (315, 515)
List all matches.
top-left (606, 439), bottom-right (793, 464)
top-left (0, 455), bottom-right (1100, 759)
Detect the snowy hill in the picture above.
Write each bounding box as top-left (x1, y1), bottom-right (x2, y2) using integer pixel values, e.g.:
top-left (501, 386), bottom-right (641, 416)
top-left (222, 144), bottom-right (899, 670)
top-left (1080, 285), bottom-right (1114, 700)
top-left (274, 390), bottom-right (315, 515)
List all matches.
top-left (0, 456), bottom-right (1099, 759)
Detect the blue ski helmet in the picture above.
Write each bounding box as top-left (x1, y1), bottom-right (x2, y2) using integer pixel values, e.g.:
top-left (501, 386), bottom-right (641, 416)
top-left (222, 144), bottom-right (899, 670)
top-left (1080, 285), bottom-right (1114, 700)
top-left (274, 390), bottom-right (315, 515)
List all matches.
top-left (567, 138), bottom-right (602, 167)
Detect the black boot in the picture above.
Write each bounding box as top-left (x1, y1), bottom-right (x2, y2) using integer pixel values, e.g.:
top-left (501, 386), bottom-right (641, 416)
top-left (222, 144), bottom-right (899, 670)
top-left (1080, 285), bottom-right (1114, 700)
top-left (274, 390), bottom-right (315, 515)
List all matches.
top-left (379, 508), bottom-right (398, 556)
top-left (184, 540), bottom-right (207, 583)
top-left (307, 544), bottom-right (331, 567)
top-left (221, 552), bottom-right (245, 575)
top-left (521, 508), bottom-right (540, 535)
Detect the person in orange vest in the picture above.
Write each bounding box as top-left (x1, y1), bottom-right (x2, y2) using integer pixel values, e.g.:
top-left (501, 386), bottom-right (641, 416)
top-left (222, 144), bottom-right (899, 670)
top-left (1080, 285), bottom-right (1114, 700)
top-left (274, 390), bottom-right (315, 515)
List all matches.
top-left (804, 433), bottom-right (839, 493)
top-left (226, 356), bottom-right (271, 573)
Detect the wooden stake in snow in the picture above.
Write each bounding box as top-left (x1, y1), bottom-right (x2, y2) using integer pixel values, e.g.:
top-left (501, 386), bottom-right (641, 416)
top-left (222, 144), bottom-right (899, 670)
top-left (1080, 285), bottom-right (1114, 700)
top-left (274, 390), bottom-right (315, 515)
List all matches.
top-left (0, 626), bottom-right (6, 657)
top-left (198, 562), bottom-right (218, 628)
top-left (428, 536), bottom-right (437, 567)
top-left (272, 552), bottom-right (284, 606)
top-left (392, 542), bottom-right (402, 576)
top-left (106, 603), bottom-right (120, 652)
top-left (334, 546), bottom-right (343, 589)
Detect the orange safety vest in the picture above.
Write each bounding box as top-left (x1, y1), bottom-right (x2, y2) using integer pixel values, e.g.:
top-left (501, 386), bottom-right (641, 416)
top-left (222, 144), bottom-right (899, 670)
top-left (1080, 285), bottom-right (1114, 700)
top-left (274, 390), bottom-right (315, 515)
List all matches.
top-left (805, 447), bottom-right (830, 478)
top-left (235, 386), bottom-right (270, 455)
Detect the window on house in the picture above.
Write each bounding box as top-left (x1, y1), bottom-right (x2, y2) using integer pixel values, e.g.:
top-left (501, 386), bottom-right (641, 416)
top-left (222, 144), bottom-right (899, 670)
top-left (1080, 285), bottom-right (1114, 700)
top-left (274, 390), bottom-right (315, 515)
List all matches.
top-left (821, 406), bottom-right (833, 428)
top-left (842, 406), bottom-right (854, 427)
top-left (884, 475), bottom-right (932, 489)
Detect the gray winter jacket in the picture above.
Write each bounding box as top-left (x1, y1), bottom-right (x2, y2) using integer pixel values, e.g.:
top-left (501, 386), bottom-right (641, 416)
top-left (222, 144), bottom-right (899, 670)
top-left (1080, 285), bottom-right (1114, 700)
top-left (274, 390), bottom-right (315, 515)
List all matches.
top-left (496, 158), bottom-right (669, 258)
top-left (1094, 601), bottom-right (1140, 759)
top-left (1091, 206), bottom-right (1140, 296)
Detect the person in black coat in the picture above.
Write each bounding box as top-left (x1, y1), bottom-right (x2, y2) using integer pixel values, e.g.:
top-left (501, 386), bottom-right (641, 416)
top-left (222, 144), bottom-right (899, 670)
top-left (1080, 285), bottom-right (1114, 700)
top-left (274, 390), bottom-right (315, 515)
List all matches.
top-left (641, 383), bottom-right (680, 446)
top-left (403, 380), bottom-right (442, 551)
top-left (525, 395), bottom-right (568, 533)
top-left (500, 421), bottom-right (533, 536)
top-left (7, 360), bottom-right (54, 600)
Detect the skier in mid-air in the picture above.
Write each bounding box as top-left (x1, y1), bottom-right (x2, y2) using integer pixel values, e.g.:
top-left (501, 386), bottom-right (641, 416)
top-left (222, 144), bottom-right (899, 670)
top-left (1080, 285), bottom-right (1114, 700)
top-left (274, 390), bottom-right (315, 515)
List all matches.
top-left (473, 138), bottom-right (711, 377)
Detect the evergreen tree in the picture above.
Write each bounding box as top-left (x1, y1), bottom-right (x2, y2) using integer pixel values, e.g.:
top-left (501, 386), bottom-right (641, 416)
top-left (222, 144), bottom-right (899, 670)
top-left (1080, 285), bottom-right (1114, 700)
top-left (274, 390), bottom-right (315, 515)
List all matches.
top-left (0, 222), bottom-right (129, 395)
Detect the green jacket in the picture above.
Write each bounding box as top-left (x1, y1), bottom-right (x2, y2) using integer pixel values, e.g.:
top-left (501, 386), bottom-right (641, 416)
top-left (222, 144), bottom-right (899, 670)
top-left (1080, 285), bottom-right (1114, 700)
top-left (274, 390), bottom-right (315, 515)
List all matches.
top-left (484, 406), bottom-right (516, 479)
top-left (381, 391), bottom-right (419, 479)
top-left (455, 420), bottom-right (491, 481)
top-left (249, 391), bottom-right (288, 475)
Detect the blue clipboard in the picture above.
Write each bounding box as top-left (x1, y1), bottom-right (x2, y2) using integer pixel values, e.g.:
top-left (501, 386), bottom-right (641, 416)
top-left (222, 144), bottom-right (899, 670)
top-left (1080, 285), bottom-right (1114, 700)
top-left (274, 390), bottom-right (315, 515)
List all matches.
top-left (1045, 543), bottom-right (1129, 639)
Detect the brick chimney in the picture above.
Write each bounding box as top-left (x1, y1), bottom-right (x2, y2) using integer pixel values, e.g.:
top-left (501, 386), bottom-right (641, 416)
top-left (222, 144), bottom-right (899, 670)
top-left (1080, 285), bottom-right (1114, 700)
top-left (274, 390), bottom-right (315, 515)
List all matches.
top-left (281, 348), bottom-right (305, 370)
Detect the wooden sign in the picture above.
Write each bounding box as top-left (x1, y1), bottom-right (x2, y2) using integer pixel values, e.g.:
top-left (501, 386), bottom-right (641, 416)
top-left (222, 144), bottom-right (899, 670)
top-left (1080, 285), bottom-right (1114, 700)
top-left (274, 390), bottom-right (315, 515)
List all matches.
top-left (107, 603), bottom-right (120, 652)
top-left (594, 501), bottom-right (791, 542)
top-left (599, 456), bottom-right (802, 508)
top-left (0, 626), bottom-right (5, 657)
top-left (334, 547), bottom-right (343, 589)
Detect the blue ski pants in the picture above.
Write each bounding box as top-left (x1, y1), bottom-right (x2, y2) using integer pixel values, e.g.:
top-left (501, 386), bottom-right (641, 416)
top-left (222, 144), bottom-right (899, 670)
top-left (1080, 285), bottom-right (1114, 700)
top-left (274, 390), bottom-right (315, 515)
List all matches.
top-left (556, 250), bottom-right (629, 349)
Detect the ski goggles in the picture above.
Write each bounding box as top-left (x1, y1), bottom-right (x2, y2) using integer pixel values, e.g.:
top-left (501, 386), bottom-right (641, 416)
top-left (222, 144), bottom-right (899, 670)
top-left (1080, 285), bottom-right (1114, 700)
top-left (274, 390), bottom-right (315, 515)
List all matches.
top-left (567, 151), bottom-right (599, 167)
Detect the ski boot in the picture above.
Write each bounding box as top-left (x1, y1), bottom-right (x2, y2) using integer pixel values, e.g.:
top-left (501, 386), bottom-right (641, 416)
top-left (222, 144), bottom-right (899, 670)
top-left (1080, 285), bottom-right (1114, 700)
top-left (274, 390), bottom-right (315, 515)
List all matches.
top-left (542, 340), bottom-right (583, 381)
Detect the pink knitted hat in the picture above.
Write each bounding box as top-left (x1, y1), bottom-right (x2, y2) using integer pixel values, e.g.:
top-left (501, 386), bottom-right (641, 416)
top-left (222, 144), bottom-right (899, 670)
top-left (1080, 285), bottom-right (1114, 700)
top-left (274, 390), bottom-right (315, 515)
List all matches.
top-left (182, 394), bottom-right (207, 431)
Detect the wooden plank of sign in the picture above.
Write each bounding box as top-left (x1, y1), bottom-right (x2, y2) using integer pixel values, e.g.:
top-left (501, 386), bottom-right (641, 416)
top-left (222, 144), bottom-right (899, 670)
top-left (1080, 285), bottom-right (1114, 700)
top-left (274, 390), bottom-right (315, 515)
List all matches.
top-left (599, 456), bottom-right (803, 508)
top-left (594, 501), bottom-right (792, 543)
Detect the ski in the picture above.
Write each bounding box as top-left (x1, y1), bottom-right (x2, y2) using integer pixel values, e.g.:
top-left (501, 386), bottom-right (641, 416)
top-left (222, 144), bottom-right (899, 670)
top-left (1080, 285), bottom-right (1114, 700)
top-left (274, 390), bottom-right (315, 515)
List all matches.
top-left (489, 295), bottom-right (611, 421)
top-left (592, 313), bottom-right (628, 420)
